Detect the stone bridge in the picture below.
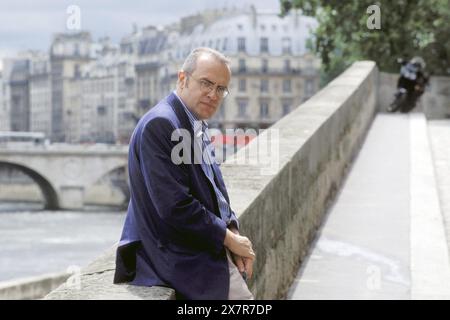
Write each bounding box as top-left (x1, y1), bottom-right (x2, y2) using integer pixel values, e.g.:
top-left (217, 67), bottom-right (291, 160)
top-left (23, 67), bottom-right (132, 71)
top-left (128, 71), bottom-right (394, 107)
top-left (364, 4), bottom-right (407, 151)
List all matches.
top-left (0, 145), bottom-right (128, 209)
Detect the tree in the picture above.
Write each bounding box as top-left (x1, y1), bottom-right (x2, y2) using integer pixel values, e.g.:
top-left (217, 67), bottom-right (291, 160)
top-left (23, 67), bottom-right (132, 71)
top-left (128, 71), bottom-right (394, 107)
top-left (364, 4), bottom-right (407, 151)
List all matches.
top-left (280, 0), bottom-right (450, 80)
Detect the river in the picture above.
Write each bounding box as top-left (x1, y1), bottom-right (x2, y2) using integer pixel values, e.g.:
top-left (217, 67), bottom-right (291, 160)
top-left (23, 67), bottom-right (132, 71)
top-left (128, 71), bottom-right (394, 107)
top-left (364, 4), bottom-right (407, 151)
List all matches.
top-left (0, 201), bottom-right (126, 282)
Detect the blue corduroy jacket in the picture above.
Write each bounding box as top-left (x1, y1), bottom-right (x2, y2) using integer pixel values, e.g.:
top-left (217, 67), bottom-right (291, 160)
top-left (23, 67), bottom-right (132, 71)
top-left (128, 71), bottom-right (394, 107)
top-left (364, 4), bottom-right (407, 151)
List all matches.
top-left (114, 92), bottom-right (239, 300)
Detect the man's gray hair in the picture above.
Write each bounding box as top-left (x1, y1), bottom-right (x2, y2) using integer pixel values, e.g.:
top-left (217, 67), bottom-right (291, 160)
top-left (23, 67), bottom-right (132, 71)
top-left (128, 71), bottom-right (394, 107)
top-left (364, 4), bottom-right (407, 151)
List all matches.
top-left (181, 47), bottom-right (231, 74)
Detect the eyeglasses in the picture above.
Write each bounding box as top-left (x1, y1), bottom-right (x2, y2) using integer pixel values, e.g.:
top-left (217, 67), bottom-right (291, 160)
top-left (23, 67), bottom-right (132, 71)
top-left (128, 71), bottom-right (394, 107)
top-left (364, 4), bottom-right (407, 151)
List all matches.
top-left (185, 72), bottom-right (230, 99)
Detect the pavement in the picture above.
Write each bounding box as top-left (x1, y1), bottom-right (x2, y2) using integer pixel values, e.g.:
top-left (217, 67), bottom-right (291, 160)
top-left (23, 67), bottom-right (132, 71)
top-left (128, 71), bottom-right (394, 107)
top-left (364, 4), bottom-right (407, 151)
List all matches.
top-left (287, 113), bottom-right (450, 299)
top-left (428, 120), bottom-right (450, 266)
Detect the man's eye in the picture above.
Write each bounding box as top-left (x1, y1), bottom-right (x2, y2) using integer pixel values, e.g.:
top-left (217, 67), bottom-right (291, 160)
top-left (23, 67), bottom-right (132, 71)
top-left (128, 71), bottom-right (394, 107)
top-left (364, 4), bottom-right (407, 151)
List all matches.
top-left (201, 80), bottom-right (213, 87)
top-left (217, 87), bottom-right (225, 94)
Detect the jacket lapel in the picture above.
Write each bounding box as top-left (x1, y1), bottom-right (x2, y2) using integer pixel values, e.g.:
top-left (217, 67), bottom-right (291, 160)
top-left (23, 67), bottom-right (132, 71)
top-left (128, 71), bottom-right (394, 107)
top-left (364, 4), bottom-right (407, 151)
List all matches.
top-left (166, 92), bottom-right (230, 205)
top-left (166, 92), bottom-right (195, 140)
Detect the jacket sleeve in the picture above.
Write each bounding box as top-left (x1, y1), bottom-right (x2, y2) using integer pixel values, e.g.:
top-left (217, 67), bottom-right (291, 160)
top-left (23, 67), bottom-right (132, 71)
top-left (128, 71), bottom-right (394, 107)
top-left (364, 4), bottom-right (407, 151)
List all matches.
top-left (227, 210), bottom-right (240, 231)
top-left (139, 117), bottom-right (227, 255)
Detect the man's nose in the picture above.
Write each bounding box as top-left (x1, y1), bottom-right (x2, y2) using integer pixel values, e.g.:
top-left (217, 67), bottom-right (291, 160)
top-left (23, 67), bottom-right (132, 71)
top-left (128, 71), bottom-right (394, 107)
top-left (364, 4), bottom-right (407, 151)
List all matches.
top-left (207, 88), bottom-right (219, 100)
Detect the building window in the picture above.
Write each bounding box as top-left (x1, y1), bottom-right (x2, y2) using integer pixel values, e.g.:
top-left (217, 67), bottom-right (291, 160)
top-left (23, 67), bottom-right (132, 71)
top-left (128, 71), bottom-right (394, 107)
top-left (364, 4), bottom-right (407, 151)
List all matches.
top-left (282, 100), bottom-right (293, 115)
top-left (238, 78), bottom-right (246, 92)
top-left (12, 96), bottom-right (20, 108)
top-left (119, 97), bottom-right (126, 109)
top-left (222, 38), bottom-right (228, 51)
top-left (283, 79), bottom-right (292, 93)
top-left (261, 59), bottom-right (268, 73)
top-left (97, 105), bottom-right (107, 116)
top-left (260, 79), bottom-right (269, 93)
top-left (237, 99), bottom-right (248, 117)
top-left (305, 79), bottom-right (314, 95)
top-left (284, 59), bottom-right (291, 72)
top-left (260, 38), bottom-right (269, 53)
top-left (282, 37), bottom-right (291, 54)
top-left (238, 59), bottom-right (246, 73)
top-left (238, 37), bottom-right (246, 52)
top-left (139, 99), bottom-right (150, 110)
top-left (74, 43), bottom-right (80, 56)
top-left (74, 64), bottom-right (81, 78)
top-left (260, 102), bottom-right (269, 118)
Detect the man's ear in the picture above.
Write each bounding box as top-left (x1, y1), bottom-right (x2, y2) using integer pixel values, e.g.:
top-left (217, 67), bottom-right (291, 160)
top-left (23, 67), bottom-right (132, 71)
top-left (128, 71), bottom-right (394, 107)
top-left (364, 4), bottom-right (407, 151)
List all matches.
top-left (178, 70), bottom-right (188, 89)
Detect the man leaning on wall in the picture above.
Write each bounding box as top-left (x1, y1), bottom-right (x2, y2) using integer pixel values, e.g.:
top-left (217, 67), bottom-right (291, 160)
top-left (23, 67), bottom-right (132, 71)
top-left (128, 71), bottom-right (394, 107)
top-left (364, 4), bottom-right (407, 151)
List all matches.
top-left (113, 47), bottom-right (256, 300)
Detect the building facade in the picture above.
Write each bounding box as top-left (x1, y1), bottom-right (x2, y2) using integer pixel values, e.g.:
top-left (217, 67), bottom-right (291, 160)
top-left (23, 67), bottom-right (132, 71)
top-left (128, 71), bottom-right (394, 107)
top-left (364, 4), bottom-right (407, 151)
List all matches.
top-left (0, 6), bottom-right (320, 143)
top-left (29, 53), bottom-right (52, 137)
top-left (49, 32), bottom-right (92, 142)
top-left (165, 7), bottom-right (320, 130)
top-left (79, 41), bottom-right (136, 144)
top-left (2, 57), bottom-right (31, 132)
top-left (0, 71), bottom-right (7, 131)
top-left (125, 6), bottom-right (320, 130)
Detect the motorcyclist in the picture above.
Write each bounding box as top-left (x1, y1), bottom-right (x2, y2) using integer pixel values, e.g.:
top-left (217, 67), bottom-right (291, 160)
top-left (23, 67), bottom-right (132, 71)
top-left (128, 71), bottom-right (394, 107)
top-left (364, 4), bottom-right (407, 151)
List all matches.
top-left (387, 56), bottom-right (429, 113)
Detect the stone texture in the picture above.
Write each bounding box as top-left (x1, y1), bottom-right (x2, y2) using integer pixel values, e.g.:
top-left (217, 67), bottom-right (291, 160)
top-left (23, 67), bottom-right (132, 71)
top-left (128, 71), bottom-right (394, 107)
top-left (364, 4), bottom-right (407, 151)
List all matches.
top-left (44, 246), bottom-right (175, 300)
top-left (0, 272), bottom-right (71, 300)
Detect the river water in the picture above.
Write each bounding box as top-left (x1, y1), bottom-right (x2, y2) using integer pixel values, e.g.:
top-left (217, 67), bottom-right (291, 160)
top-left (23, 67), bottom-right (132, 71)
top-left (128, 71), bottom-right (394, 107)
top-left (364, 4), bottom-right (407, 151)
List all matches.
top-left (0, 202), bottom-right (126, 282)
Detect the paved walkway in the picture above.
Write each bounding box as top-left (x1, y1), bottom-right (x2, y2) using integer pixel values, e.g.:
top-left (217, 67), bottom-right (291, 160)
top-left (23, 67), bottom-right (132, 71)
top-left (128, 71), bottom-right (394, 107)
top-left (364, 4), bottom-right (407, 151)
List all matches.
top-left (287, 113), bottom-right (450, 299)
top-left (428, 120), bottom-right (450, 260)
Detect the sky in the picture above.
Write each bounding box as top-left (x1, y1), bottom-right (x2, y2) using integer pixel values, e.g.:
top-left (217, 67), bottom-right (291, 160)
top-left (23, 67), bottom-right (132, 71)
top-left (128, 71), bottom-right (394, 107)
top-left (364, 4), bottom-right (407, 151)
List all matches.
top-left (0, 0), bottom-right (282, 64)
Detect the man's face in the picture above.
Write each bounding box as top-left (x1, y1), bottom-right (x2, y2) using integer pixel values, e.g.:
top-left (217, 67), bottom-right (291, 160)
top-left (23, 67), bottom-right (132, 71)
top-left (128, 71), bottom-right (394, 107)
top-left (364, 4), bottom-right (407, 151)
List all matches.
top-left (178, 54), bottom-right (231, 120)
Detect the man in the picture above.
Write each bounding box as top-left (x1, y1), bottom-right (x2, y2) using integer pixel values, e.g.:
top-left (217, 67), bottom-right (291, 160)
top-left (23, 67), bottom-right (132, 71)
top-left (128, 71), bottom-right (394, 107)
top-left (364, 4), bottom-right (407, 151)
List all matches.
top-left (114, 47), bottom-right (255, 300)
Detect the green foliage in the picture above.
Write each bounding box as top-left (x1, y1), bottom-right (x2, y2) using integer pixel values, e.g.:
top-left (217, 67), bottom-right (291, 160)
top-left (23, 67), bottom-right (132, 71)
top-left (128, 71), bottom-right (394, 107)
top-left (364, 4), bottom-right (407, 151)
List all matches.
top-left (280, 0), bottom-right (450, 78)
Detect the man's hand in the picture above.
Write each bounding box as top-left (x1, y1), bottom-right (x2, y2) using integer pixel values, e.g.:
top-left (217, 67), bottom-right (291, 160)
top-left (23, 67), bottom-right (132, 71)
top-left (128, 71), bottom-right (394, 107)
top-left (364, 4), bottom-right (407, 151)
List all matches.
top-left (224, 228), bottom-right (254, 258)
top-left (224, 228), bottom-right (255, 269)
top-left (227, 227), bottom-right (254, 279)
top-left (232, 253), bottom-right (254, 280)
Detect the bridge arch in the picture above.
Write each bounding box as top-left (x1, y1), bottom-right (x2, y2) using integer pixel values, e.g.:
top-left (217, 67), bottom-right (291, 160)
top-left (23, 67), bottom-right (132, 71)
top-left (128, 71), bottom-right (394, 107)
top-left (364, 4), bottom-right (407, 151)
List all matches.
top-left (88, 164), bottom-right (129, 206)
top-left (0, 161), bottom-right (59, 210)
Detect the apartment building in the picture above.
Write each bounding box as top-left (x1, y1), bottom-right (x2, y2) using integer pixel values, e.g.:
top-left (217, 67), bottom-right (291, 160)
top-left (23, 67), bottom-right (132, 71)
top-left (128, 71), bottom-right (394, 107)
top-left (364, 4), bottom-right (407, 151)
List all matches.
top-left (49, 32), bottom-right (92, 142)
top-left (130, 6), bottom-right (320, 130)
top-left (29, 53), bottom-right (52, 137)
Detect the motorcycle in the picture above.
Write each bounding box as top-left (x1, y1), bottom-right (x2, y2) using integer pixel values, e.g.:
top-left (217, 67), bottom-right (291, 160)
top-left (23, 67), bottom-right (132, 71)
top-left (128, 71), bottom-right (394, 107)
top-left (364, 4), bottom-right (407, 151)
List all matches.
top-left (388, 57), bottom-right (428, 113)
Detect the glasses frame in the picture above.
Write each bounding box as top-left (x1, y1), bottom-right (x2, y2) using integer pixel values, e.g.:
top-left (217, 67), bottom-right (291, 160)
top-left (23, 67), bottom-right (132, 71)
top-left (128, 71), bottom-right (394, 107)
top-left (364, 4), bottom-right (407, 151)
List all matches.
top-left (185, 71), bottom-right (230, 99)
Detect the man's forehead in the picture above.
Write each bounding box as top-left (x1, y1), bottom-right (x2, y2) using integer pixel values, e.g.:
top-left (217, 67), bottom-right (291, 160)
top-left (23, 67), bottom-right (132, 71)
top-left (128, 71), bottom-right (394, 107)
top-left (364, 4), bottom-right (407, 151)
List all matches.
top-left (194, 59), bottom-right (230, 84)
top-left (196, 54), bottom-right (229, 69)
